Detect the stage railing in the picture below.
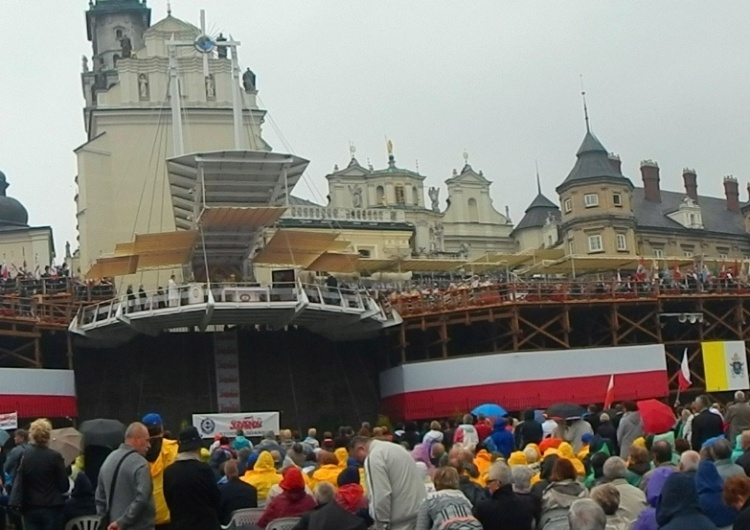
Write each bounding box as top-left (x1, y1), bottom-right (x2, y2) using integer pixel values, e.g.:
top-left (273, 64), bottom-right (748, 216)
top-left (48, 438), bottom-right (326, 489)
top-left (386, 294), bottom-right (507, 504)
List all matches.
top-left (390, 278), bottom-right (750, 316)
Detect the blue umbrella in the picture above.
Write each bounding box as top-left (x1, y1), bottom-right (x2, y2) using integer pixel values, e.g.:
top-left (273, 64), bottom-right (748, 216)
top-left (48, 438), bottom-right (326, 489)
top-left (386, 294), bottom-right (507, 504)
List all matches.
top-left (472, 403), bottom-right (508, 418)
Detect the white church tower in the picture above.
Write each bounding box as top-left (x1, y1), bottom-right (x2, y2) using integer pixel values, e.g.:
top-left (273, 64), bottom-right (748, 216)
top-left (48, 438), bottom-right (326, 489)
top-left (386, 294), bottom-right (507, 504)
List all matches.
top-left (75, 1), bottom-right (267, 280)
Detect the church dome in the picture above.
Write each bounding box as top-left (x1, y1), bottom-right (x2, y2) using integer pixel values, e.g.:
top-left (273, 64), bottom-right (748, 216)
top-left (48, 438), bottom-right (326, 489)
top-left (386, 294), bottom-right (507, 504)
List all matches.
top-left (0, 171), bottom-right (29, 228)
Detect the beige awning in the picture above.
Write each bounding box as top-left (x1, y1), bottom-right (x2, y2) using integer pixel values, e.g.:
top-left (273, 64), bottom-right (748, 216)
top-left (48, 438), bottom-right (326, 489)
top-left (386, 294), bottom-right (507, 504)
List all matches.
top-left (400, 259), bottom-right (467, 272)
top-left (86, 255), bottom-right (139, 279)
top-left (133, 230), bottom-right (199, 253)
top-left (199, 207), bottom-right (286, 228)
top-left (252, 229), bottom-right (351, 267)
top-left (357, 259), bottom-right (398, 273)
top-left (136, 249), bottom-right (194, 269)
top-left (306, 252), bottom-right (360, 273)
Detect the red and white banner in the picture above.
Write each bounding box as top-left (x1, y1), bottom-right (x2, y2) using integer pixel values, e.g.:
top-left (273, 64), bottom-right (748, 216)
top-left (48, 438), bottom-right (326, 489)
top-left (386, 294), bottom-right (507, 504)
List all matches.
top-left (381, 344), bottom-right (668, 420)
top-left (0, 412), bottom-right (17, 430)
top-left (214, 332), bottom-right (241, 413)
top-left (0, 369), bottom-right (76, 418)
top-left (192, 412), bottom-right (280, 439)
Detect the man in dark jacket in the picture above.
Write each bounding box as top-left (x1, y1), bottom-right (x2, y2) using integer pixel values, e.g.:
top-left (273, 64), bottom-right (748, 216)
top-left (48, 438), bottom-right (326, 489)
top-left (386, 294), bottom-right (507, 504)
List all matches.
top-left (514, 409), bottom-right (543, 449)
top-left (691, 395), bottom-right (725, 451)
top-left (219, 459), bottom-right (257, 525)
top-left (164, 427), bottom-right (222, 530)
top-left (448, 454), bottom-right (487, 507)
top-left (474, 462), bottom-right (534, 530)
top-left (596, 413), bottom-right (618, 455)
top-left (293, 482), bottom-right (366, 530)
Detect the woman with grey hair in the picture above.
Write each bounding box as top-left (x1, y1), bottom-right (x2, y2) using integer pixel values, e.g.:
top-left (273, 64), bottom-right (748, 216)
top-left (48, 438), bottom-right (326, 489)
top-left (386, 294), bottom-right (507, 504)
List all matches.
top-left (511, 465), bottom-right (541, 527)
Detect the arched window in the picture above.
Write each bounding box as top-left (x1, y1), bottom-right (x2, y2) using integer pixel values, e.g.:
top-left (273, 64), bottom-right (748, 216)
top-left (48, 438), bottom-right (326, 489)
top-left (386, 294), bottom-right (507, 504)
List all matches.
top-left (412, 186), bottom-right (419, 206)
top-left (113, 54), bottom-right (120, 67)
top-left (376, 186), bottom-right (385, 205)
top-left (468, 198), bottom-right (479, 222)
top-left (115, 28), bottom-right (123, 40)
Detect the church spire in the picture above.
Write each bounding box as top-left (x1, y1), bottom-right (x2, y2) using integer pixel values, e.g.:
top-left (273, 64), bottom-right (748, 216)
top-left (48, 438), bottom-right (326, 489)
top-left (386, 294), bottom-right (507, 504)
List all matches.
top-left (535, 160), bottom-right (542, 194)
top-left (580, 74), bottom-right (590, 133)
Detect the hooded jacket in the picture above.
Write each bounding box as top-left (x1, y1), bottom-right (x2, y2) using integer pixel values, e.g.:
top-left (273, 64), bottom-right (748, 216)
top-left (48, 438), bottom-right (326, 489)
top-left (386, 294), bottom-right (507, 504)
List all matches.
top-left (310, 464), bottom-right (342, 490)
top-left (473, 449), bottom-right (493, 480)
top-left (556, 442), bottom-right (586, 477)
top-left (62, 472), bottom-right (97, 526)
top-left (489, 418), bottom-right (514, 459)
top-left (257, 467), bottom-right (316, 528)
top-left (655, 472), bottom-right (718, 530)
top-left (695, 459), bottom-right (738, 528)
top-left (631, 466), bottom-right (675, 530)
top-left (241, 451), bottom-right (282, 502)
top-left (539, 479), bottom-right (588, 529)
top-left (514, 409), bottom-right (544, 449)
top-left (146, 437), bottom-right (179, 526)
top-left (411, 444), bottom-right (436, 478)
top-left (336, 483), bottom-right (368, 513)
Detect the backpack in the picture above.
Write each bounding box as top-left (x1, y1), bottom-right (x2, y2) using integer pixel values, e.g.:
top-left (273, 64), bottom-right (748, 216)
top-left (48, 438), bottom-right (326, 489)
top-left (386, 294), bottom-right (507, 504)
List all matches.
top-left (540, 508), bottom-right (570, 530)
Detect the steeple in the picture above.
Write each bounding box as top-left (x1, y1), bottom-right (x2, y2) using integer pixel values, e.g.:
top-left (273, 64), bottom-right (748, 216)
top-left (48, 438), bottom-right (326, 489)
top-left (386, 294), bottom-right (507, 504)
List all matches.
top-left (535, 160), bottom-right (542, 195)
top-left (512, 167), bottom-right (559, 234)
top-left (580, 74), bottom-right (590, 133)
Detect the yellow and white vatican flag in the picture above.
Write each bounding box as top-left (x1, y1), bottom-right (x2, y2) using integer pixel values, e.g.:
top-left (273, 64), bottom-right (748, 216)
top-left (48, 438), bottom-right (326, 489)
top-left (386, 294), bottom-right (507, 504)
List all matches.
top-left (702, 340), bottom-right (750, 392)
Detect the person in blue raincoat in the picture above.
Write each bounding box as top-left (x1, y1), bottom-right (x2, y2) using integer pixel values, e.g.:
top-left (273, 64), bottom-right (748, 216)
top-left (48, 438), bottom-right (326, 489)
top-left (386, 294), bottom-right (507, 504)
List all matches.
top-left (488, 418), bottom-right (514, 459)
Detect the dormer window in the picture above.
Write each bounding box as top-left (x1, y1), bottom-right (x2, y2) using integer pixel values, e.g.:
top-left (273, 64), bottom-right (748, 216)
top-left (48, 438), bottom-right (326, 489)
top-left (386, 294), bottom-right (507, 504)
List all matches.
top-left (613, 193), bottom-right (622, 207)
top-left (564, 199), bottom-right (572, 213)
top-left (584, 193), bottom-right (599, 208)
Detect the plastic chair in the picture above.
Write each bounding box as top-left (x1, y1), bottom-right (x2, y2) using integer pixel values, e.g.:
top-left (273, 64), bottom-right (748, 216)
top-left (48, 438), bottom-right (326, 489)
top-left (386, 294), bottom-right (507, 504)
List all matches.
top-left (222, 507), bottom-right (265, 529)
top-left (266, 517), bottom-right (302, 530)
top-left (65, 516), bottom-right (102, 530)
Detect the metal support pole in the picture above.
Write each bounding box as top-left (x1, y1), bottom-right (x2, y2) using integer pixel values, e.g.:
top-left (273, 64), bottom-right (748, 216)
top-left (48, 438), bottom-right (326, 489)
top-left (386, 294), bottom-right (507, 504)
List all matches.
top-left (231, 46), bottom-right (244, 150)
top-left (168, 42), bottom-right (185, 156)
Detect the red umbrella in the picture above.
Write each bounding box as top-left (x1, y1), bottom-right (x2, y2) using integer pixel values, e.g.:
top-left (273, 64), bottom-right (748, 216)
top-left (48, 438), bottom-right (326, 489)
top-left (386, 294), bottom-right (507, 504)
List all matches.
top-left (637, 399), bottom-right (676, 434)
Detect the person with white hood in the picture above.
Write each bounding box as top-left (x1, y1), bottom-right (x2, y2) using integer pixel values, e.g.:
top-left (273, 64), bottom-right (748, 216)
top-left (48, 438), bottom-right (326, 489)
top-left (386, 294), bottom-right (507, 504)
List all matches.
top-left (422, 421), bottom-right (444, 446)
top-left (350, 436), bottom-right (426, 530)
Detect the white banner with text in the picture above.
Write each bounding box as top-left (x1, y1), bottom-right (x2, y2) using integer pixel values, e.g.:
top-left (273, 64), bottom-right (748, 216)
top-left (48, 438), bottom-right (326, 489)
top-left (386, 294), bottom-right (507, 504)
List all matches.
top-left (192, 412), bottom-right (280, 438)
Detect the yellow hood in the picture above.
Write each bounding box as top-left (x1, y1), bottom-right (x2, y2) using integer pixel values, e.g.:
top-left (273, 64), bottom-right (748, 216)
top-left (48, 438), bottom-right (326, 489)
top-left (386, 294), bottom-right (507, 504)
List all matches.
top-left (508, 451), bottom-right (528, 467)
top-left (335, 447), bottom-right (349, 467)
top-left (557, 442), bottom-right (585, 476)
top-left (254, 451), bottom-right (277, 473)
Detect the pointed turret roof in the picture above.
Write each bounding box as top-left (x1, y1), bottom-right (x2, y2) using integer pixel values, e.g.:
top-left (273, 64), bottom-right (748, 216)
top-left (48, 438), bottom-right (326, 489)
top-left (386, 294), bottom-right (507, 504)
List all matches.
top-left (556, 131), bottom-right (633, 193)
top-left (512, 192), bottom-right (560, 234)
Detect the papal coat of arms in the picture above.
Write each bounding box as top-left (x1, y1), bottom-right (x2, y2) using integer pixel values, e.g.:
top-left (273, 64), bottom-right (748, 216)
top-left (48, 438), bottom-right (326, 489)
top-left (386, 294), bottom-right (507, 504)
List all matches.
top-left (730, 353), bottom-right (746, 379)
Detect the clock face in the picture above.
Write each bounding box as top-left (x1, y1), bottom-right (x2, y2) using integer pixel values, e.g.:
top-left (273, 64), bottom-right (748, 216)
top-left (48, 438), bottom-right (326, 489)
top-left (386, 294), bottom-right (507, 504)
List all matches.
top-left (194, 34), bottom-right (215, 54)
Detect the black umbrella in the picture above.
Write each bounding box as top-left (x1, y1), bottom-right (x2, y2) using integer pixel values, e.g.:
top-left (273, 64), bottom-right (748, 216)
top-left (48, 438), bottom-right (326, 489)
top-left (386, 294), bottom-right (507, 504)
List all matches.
top-left (546, 403), bottom-right (587, 421)
top-left (79, 418), bottom-right (126, 448)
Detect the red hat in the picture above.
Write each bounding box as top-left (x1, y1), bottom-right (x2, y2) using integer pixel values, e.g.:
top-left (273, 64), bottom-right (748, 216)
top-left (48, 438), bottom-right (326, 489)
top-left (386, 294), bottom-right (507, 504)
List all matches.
top-left (539, 437), bottom-right (562, 455)
top-left (280, 467), bottom-right (305, 491)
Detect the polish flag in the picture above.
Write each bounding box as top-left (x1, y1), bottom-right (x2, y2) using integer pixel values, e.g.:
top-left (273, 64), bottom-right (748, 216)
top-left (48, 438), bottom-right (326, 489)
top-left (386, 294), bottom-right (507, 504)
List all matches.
top-left (678, 348), bottom-right (692, 391)
top-left (603, 375), bottom-right (615, 409)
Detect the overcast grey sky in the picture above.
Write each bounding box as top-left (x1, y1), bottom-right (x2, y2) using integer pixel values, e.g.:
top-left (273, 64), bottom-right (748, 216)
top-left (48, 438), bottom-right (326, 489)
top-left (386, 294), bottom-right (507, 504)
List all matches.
top-left (1, 1), bottom-right (749, 257)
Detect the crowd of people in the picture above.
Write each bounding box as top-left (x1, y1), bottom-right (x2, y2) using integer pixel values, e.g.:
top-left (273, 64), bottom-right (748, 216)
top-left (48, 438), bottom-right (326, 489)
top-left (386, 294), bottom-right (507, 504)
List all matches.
top-left (4, 394), bottom-right (750, 529)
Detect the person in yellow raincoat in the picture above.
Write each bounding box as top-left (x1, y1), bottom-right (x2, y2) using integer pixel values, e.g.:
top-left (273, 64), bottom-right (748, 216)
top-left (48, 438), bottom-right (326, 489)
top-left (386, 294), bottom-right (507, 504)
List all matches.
top-left (310, 451), bottom-right (342, 490)
top-left (242, 450), bottom-right (282, 503)
top-left (508, 451), bottom-right (528, 467)
top-left (473, 447), bottom-right (493, 480)
top-left (557, 441), bottom-right (586, 477)
top-left (335, 447), bottom-right (349, 468)
top-left (142, 413), bottom-right (179, 530)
